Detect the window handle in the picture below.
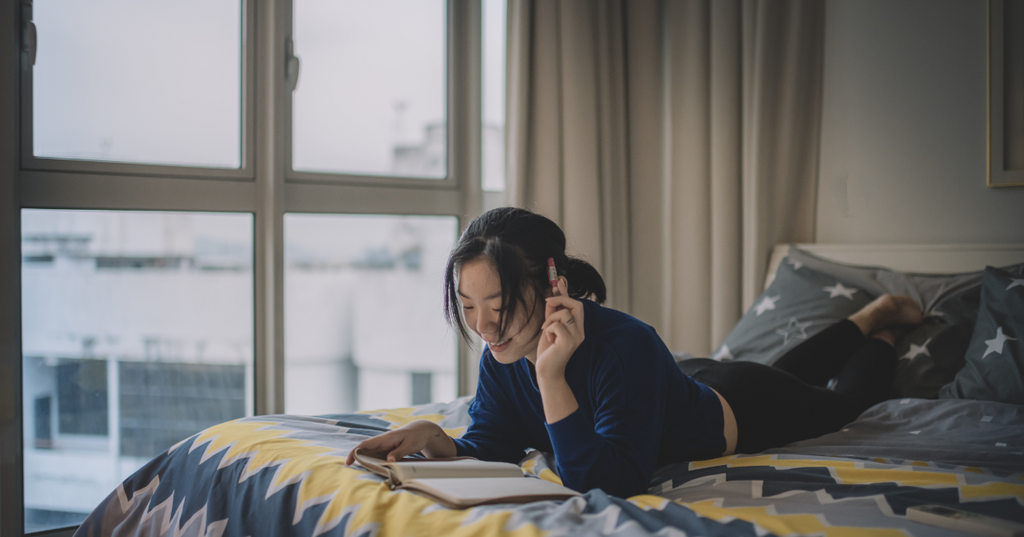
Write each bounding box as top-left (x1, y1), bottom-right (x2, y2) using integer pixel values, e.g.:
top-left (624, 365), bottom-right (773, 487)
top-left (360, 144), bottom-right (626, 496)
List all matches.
top-left (23, 19), bottom-right (36, 67)
top-left (285, 36), bottom-right (300, 92)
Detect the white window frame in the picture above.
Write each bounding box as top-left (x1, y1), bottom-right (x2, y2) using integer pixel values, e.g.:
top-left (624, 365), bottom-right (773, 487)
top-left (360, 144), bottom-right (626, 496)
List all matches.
top-left (0, 1), bottom-right (485, 535)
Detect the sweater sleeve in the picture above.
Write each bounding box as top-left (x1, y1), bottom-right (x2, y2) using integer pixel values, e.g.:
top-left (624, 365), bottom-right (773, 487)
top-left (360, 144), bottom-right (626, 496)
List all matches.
top-left (451, 351), bottom-right (529, 464)
top-left (544, 341), bottom-right (668, 498)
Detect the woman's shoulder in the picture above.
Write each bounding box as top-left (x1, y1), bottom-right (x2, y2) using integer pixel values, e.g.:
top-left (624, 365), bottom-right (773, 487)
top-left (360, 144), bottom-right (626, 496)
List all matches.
top-left (575, 301), bottom-right (683, 405)
top-left (583, 300), bottom-right (667, 360)
top-left (584, 300), bottom-right (659, 338)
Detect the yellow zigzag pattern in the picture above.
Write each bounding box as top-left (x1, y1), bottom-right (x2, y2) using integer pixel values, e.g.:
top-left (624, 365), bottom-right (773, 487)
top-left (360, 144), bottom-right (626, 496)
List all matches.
top-left (174, 418), bottom-right (1023, 537)
top-left (326, 468), bottom-right (545, 537)
top-left (357, 406), bottom-right (467, 438)
top-left (520, 455), bottom-right (564, 486)
top-left (689, 455), bottom-right (1024, 504)
top-left (187, 418), bottom-right (542, 537)
top-left (678, 499), bottom-right (906, 537)
top-left (628, 495), bottom-right (907, 537)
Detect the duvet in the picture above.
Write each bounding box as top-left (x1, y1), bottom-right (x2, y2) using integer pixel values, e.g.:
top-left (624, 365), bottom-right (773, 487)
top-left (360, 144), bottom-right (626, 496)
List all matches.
top-left (74, 397), bottom-right (1024, 537)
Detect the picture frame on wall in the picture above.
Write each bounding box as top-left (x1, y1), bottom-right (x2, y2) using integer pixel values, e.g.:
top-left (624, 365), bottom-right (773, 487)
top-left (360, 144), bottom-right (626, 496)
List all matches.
top-left (989, 0), bottom-right (1024, 187)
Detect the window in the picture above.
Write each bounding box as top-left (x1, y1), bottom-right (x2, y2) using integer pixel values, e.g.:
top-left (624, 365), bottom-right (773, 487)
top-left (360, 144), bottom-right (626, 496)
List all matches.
top-left (119, 361), bottom-right (247, 458)
top-left (292, 0), bottom-right (447, 178)
top-left (27, 0), bottom-right (248, 173)
top-left (284, 214), bottom-right (457, 414)
top-left (6, 1), bottom-right (498, 535)
top-left (21, 209), bottom-right (254, 533)
top-left (55, 359), bottom-right (108, 436)
top-left (482, 0), bottom-right (506, 192)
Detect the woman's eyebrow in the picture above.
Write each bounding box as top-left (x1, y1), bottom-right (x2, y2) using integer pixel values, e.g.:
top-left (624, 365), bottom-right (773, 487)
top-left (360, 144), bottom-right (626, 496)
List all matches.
top-left (458, 291), bottom-right (502, 301)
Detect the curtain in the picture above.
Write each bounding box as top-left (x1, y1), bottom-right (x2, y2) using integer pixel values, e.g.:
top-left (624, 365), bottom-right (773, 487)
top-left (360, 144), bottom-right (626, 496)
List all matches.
top-left (506, 0), bottom-right (825, 356)
top-left (506, 0), bottom-right (634, 310)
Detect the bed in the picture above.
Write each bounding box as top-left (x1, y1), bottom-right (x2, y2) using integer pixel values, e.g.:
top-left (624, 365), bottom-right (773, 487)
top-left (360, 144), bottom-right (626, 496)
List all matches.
top-left (73, 244), bottom-right (1024, 537)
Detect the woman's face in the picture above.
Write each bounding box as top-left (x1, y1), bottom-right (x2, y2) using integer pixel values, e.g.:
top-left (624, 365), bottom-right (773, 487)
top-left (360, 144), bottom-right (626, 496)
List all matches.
top-left (458, 257), bottom-right (545, 364)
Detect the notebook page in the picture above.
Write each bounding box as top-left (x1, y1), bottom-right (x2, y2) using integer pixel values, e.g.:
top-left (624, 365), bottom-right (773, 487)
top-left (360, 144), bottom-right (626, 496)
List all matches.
top-left (408, 477), bottom-right (578, 502)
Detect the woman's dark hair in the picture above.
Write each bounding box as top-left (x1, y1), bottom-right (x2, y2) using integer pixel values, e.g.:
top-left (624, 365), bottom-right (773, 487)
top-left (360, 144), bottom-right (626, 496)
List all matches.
top-left (443, 207), bottom-right (607, 342)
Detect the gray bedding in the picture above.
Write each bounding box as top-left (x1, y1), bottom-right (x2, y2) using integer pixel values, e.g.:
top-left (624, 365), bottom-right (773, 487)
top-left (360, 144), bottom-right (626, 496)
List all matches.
top-left (767, 398), bottom-right (1024, 474)
top-left (74, 397), bottom-right (1024, 537)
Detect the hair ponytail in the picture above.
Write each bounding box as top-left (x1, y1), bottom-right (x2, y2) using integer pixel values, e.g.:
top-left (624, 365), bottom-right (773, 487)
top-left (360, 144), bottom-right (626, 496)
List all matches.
top-left (563, 256), bottom-right (606, 304)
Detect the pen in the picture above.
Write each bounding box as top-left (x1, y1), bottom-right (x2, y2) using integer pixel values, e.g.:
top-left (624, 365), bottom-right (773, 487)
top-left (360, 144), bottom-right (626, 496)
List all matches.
top-left (547, 257), bottom-right (570, 321)
top-left (547, 257), bottom-right (559, 297)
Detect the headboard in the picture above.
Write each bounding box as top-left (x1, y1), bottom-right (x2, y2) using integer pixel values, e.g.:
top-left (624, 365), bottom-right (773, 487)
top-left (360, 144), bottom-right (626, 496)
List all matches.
top-left (765, 243), bottom-right (1024, 290)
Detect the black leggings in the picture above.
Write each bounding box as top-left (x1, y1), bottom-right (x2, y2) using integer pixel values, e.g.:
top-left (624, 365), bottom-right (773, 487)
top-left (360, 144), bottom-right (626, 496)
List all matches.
top-left (679, 320), bottom-right (896, 454)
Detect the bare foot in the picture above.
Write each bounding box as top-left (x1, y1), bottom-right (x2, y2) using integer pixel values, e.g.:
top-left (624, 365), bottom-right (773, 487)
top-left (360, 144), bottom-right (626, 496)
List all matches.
top-left (849, 294), bottom-right (923, 336)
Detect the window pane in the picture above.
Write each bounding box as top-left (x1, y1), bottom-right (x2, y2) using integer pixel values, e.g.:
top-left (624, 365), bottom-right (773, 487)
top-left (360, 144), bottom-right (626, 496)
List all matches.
top-left (32, 0), bottom-right (242, 168)
top-left (284, 214), bottom-right (457, 414)
top-left (292, 1), bottom-right (447, 178)
top-left (482, 0), bottom-right (506, 192)
top-left (22, 210), bottom-right (253, 534)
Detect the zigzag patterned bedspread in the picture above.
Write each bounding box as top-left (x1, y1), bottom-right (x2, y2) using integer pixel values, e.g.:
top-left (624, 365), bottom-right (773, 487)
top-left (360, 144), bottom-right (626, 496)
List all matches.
top-left (74, 398), bottom-right (1024, 537)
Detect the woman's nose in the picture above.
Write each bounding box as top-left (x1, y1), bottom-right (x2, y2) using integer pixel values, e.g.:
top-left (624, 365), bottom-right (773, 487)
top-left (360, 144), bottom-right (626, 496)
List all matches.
top-left (475, 309), bottom-right (498, 335)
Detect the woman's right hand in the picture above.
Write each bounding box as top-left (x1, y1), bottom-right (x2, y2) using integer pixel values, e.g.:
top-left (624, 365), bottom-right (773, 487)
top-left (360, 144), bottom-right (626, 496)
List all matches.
top-left (344, 419), bottom-right (456, 465)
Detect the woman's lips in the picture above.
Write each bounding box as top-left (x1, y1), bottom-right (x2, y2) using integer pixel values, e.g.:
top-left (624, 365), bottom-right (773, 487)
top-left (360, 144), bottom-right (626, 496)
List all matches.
top-left (489, 338), bottom-right (511, 352)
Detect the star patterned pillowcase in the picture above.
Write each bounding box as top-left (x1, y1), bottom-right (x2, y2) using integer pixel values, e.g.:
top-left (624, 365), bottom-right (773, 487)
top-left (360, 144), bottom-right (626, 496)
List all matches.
top-left (887, 282), bottom-right (979, 398)
top-left (939, 266), bottom-right (1024, 405)
top-left (710, 258), bottom-right (872, 366)
top-left (781, 248), bottom-right (1024, 398)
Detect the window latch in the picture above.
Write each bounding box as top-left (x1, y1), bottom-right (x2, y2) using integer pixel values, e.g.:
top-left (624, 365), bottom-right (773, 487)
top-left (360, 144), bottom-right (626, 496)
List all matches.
top-left (285, 36), bottom-right (300, 92)
top-left (22, 4), bottom-right (36, 67)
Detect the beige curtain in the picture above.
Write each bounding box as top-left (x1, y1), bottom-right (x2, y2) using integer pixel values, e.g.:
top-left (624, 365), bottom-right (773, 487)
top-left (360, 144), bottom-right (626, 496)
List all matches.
top-left (506, 0), bottom-right (634, 310)
top-left (507, 0), bottom-right (824, 356)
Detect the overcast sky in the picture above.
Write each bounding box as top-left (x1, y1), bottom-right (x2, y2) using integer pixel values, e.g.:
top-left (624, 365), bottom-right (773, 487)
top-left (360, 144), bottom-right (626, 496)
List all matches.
top-left (32, 0), bottom-right (505, 180)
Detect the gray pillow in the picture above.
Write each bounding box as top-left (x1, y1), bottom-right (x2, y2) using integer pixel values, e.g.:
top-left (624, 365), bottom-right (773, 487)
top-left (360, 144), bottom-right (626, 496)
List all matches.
top-left (784, 247), bottom-right (987, 314)
top-left (785, 248), bottom-right (1024, 399)
top-left (711, 259), bottom-right (872, 365)
top-left (888, 284), bottom-right (978, 399)
top-left (939, 266), bottom-right (1024, 405)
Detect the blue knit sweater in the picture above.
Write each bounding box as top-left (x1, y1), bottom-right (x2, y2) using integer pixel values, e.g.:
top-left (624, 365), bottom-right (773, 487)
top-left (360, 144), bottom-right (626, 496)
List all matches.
top-left (452, 299), bottom-right (726, 498)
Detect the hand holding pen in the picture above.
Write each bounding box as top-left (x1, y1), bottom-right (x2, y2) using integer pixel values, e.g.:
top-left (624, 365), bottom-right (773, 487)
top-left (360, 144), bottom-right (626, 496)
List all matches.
top-left (536, 258), bottom-right (584, 379)
top-left (546, 258), bottom-right (568, 318)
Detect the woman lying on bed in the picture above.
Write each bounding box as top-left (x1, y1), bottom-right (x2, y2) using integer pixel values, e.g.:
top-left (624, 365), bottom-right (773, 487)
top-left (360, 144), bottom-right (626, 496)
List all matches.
top-left (346, 207), bottom-right (924, 498)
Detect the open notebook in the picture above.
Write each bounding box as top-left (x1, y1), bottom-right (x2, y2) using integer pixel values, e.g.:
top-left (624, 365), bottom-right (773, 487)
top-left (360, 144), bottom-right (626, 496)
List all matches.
top-left (351, 448), bottom-right (580, 509)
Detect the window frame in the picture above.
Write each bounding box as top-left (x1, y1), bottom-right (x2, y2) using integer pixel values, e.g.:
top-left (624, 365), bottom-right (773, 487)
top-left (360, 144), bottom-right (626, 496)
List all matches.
top-left (2, 0), bottom-right (486, 535)
top-left (283, 0), bottom-right (478, 193)
top-left (19, 0), bottom-right (258, 181)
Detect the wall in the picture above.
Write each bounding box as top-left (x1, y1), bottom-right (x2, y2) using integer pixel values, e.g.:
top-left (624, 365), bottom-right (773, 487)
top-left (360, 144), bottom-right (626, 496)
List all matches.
top-left (816, 0), bottom-right (1024, 244)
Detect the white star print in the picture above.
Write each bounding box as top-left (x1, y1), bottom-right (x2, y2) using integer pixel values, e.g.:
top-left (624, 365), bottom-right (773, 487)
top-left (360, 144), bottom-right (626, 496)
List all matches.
top-left (776, 317), bottom-right (813, 345)
top-left (983, 327), bottom-right (1016, 359)
top-left (787, 258), bottom-right (803, 271)
top-left (754, 295), bottom-right (781, 316)
top-left (901, 338), bottom-right (932, 360)
top-left (712, 345), bottom-right (733, 361)
top-left (1007, 278), bottom-right (1024, 291)
top-left (823, 282), bottom-right (858, 300)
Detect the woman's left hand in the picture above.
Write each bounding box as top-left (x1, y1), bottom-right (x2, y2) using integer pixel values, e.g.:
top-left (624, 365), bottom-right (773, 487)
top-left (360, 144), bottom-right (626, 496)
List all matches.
top-left (535, 278), bottom-right (585, 380)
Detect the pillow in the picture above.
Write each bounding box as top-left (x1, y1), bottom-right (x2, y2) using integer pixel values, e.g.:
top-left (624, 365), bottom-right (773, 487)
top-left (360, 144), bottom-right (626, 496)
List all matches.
top-left (939, 266), bottom-right (1024, 405)
top-left (784, 248), bottom-right (1024, 399)
top-left (888, 284), bottom-right (978, 398)
top-left (711, 258), bottom-right (872, 365)
top-left (784, 247), bottom-right (987, 314)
